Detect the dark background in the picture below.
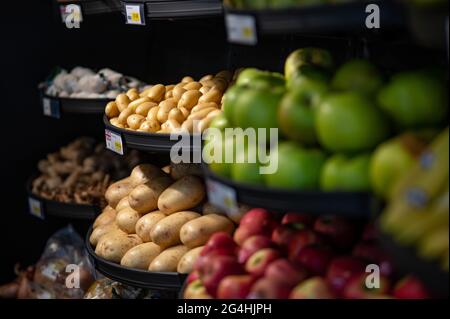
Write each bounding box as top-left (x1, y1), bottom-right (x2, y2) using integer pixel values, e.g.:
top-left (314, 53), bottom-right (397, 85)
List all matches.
top-left (0, 0), bottom-right (446, 283)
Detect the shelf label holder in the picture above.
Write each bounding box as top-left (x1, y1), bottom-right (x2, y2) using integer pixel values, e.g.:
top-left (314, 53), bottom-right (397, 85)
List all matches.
top-left (42, 97), bottom-right (61, 118)
top-left (225, 13), bottom-right (257, 45)
top-left (124, 2), bottom-right (146, 25)
top-left (206, 178), bottom-right (239, 217)
top-left (105, 129), bottom-right (124, 155)
top-left (28, 197), bottom-right (45, 220)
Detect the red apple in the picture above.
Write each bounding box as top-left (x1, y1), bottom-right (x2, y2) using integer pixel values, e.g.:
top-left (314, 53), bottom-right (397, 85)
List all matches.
top-left (352, 241), bottom-right (395, 277)
top-left (201, 232), bottom-right (238, 257)
top-left (238, 235), bottom-right (273, 264)
top-left (288, 229), bottom-right (322, 264)
top-left (234, 209), bottom-right (278, 245)
top-left (186, 271), bottom-right (200, 285)
top-left (245, 248), bottom-right (281, 278)
top-left (247, 277), bottom-right (291, 299)
top-left (201, 255), bottom-right (244, 297)
top-left (272, 224), bottom-right (305, 253)
top-left (265, 259), bottom-right (308, 288)
top-left (343, 273), bottom-right (391, 299)
top-left (183, 279), bottom-right (212, 299)
top-left (326, 256), bottom-right (366, 295)
top-left (240, 208), bottom-right (275, 226)
top-left (289, 277), bottom-right (334, 299)
top-left (296, 245), bottom-right (335, 276)
top-left (393, 276), bottom-right (430, 299)
top-left (282, 213), bottom-right (316, 227)
top-left (314, 215), bottom-right (357, 249)
top-left (216, 275), bottom-right (256, 299)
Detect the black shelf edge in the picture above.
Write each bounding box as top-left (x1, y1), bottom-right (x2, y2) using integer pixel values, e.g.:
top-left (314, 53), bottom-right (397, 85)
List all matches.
top-left (203, 163), bottom-right (381, 217)
top-left (379, 228), bottom-right (449, 297)
top-left (56, 0), bottom-right (122, 15)
top-left (86, 226), bottom-right (187, 290)
top-left (121, 0), bottom-right (223, 19)
top-left (104, 114), bottom-right (201, 153)
top-left (224, 0), bottom-right (406, 36)
top-left (26, 174), bottom-right (100, 220)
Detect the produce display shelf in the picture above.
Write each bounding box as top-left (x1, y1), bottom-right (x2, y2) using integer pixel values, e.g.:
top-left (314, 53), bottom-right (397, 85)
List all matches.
top-left (86, 227), bottom-right (187, 290)
top-left (379, 230), bottom-right (449, 296)
top-left (204, 164), bottom-right (380, 217)
top-left (224, 0), bottom-right (405, 36)
top-left (121, 0), bottom-right (223, 20)
top-left (26, 175), bottom-right (100, 220)
top-left (40, 90), bottom-right (111, 117)
top-left (104, 115), bottom-right (201, 153)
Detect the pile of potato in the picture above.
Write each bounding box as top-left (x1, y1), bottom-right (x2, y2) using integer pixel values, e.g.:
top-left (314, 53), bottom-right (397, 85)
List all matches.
top-left (90, 163), bottom-right (236, 273)
top-left (104, 71), bottom-right (233, 134)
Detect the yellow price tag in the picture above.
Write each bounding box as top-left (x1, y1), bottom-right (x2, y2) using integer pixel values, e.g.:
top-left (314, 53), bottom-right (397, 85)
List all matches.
top-left (114, 141), bottom-right (122, 152)
top-left (131, 12), bottom-right (140, 22)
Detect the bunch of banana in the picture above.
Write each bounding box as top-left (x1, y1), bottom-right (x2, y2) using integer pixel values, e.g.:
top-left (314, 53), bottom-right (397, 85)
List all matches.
top-left (380, 128), bottom-right (449, 271)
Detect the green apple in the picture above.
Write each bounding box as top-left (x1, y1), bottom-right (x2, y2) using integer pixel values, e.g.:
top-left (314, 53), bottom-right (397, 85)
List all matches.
top-left (222, 85), bottom-right (246, 126)
top-left (209, 112), bottom-right (230, 132)
top-left (233, 88), bottom-right (283, 139)
top-left (278, 78), bottom-right (328, 145)
top-left (204, 133), bottom-right (236, 178)
top-left (236, 68), bottom-right (285, 90)
top-left (265, 141), bottom-right (326, 190)
top-left (377, 71), bottom-right (448, 129)
top-left (316, 92), bottom-right (390, 152)
top-left (332, 59), bottom-right (383, 96)
top-left (285, 48), bottom-right (334, 82)
top-left (370, 134), bottom-right (426, 199)
top-left (231, 144), bottom-right (265, 185)
top-left (288, 64), bottom-right (331, 89)
top-left (320, 153), bottom-right (372, 191)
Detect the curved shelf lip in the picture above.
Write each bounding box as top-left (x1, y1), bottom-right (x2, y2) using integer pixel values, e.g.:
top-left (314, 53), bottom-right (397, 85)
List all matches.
top-left (40, 89), bottom-right (112, 115)
top-left (85, 227), bottom-right (187, 290)
top-left (203, 163), bottom-right (380, 217)
top-left (103, 114), bottom-right (202, 153)
top-left (121, 0), bottom-right (223, 19)
top-left (224, 0), bottom-right (406, 35)
top-left (378, 227), bottom-right (449, 296)
top-left (26, 174), bottom-right (101, 220)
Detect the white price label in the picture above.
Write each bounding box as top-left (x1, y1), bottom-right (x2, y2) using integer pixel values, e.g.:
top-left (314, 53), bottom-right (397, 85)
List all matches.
top-left (105, 129), bottom-right (124, 155)
top-left (206, 178), bottom-right (239, 217)
top-left (42, 97), bottom-right (60, 118)
top-left (42, 98), bottom-right (52, 116)
top-left (29, 197), bottom-right (44, 220)
top-left (125, 4), bottom-right (145, 25)
top-left (225, 13), bottom-right (257, 45)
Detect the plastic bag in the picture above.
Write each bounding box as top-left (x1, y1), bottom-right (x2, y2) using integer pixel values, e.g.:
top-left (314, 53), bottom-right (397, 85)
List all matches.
top-left (31, 225), bottom-right (95, 299)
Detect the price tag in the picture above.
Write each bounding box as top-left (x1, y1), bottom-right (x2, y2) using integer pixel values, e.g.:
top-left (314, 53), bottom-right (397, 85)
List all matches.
top-left (105, 129), bottom-right (124, 155)
top-left (42, 97), bottom-right (61, 118)
top-left (125, 3), bottom-right (145, 25)
top-left (28, 197), bottom-right (45, 220)
top-left (206, 178), bottom-right (239, 217)
top-left (225, 13), bottom-right (257, 45)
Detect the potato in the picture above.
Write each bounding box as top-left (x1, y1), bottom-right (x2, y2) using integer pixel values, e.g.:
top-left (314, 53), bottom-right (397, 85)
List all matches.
top-left (147, 106), bottom-right (159, 121)
top-left (177, 246), bottom-right (204, 273)
top-left (170, 163), bottom-right (202, 180)
top-left (117, 107), bottom-right (134, 126)
top-left (178, 90), bottom-right (202, 110)
top-left (198, 89), bottom-right (222, 104)
top-left (129, 176), bottom-right (173, 213)
top-left (211, 77), bottom-right (228, 92)
top-left (187, 107), bottom-right (216, 121)
top-left (89, 223), bottom-right (121, 246)
top-left (127, 114), bottom-right (145, 130)
top-left (116, 93), bottom-right (131, 112)
top-left (165, 90), bottom-right (173, 99)
top-left (168, 108), bottom-right (186, 123)
top-left (181, 76), bottom-right (194, 83)
top-left (181, 118), bottom-right (194, 133)
top-left (135, 211), bottom-right (167, 242)
top-left (151, 211), bottom-right (200, 248)
top-left (129, 164), bottom-right (167, 187)
top-left (139, 87), bottom-right (153, 97)
top-left (116, 207), bottom-right (142, 234)
top-left (128, 97), bottom-right (151, 112)
top-left (166, 84), bottom-right (175, 91)
top-left (161, 119), bottom-right (181, 132)
top-left (215, 70), bottom-right (233, 82)
top-left (157, 99), bottom-right (177, 123)
top-left (148, 245), bottom-right (189, 272)
top-left (191, 102), bottom-right (218, 114)
top-left (109, 117), bottom-right (119, 126)
top-left (93, 206), bottom-right (117, 228)
top-left (158, 176), bottom-right (205, 215)
top-left (120, 242), bottom-right (161, 270)
top-left (178, 106), bottom-right (190, 119)
top-left (200, 74), bottom-right (214, 82)
top-left (183, 82), bottom-right (202, 91)
top-left (198, 114), bottom-right (217, 132)
top-left (147, 84), bottom-right (166, 102)
top-left (115, 197), bottom-right (130, 212)
top-left (206, 109), bottom-right (222, 119)
top-left (95, 233), bottom-right (142, 263)
top-left (105, 101), bottom-right (120, 118)
top-left (202, 203), bottom-right (225, 216)
top-left (136, 101), bottom-right (157, 116)
top-left (180, 214), bottom-right (235, 248)
top-left (126, 88), bottom-right (139, 99)
top-left (172, 85), bottom-right (186, 102)
top-left (199, 86), bottom-right (211, 95)
top-left (139, 119), bottom-right (161, 133)
top-left (105, 178), bottom-right (133, 208)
